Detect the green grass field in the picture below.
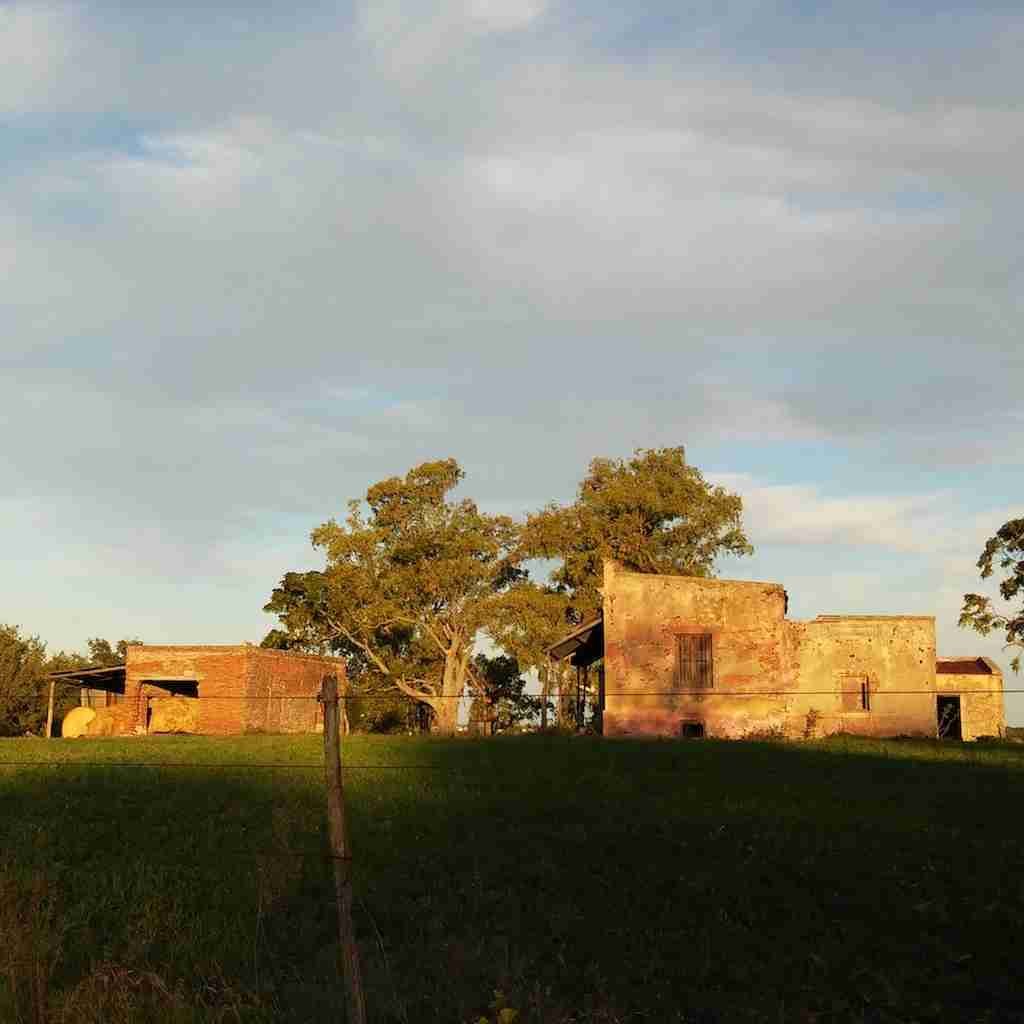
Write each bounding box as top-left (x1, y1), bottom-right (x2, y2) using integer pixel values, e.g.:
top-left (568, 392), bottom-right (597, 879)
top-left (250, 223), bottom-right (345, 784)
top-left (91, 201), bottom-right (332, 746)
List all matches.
top-left (2, 733), bottom-right (1024, 1023)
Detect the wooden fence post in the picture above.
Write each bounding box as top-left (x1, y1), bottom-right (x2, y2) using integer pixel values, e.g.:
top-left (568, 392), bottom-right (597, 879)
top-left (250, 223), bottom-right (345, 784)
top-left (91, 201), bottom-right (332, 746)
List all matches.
top-left (321, 673), bottom-right (367, 1024)
top-left (45, 679), bottom-right (56, 739)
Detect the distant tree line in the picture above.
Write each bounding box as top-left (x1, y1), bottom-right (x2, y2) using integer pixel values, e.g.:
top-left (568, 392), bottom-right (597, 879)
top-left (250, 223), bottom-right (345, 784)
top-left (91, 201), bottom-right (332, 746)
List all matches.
top-left (0, 633), bottom-right (141, 737)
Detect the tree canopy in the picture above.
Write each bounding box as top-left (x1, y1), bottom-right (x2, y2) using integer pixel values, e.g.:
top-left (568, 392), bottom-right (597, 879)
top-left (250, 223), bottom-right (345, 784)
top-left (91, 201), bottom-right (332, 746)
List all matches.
top-left (0, 624), bottom-right (50, 737)
top-left (520, 446), bottom-right (752, 617)
top-left (0, 629), bottom-right (135, 736)
top-left (86, 637), bottom-right (142, 666)
top-left (486, 581), bottom-right (574, 728)
top-left (264, 459), bottom-right (522, 734)
top-left (467, 652), bottom-right (546, 735)
top-left (960, 517), bottom-right (1024, 673)
top-left (265, 448), bottom-right (752, 733)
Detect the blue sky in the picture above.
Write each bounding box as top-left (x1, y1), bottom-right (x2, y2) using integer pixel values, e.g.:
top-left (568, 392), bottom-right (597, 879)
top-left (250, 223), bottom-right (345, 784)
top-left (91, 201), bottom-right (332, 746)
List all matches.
top-left (2, 1), bottom-right (1021, 718)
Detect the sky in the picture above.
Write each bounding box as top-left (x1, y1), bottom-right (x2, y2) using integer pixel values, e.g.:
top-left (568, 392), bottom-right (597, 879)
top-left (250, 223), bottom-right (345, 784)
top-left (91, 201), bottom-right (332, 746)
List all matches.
top-left (2, 1), bottom-right (1021, 719)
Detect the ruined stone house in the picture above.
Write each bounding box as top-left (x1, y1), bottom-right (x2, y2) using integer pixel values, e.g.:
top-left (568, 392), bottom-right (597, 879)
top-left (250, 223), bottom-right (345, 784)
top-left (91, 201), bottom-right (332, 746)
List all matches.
top-left (50, 644), bottom-right (344, 736)
top-left (549, 561), bottom-right (1004, 741)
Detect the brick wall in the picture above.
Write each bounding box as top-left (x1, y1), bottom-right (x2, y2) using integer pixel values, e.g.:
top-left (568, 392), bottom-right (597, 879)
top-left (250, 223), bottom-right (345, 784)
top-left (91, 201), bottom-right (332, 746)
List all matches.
top-left (244, 648), bottom-right (342, 733)
top-left (122, 645), bottom-right (344, 736)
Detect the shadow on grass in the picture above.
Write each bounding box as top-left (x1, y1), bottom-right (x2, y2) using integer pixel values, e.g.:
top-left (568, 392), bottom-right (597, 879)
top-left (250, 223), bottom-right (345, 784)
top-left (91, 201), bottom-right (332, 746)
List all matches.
top-left (3, 735), bottom-right (1024, 1022)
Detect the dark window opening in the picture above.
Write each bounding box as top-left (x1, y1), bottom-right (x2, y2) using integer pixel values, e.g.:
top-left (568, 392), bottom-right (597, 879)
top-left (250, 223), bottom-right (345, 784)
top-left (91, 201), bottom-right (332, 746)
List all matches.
top-left (676, 634), bottom-right (713, 690)
top-left (937, 695), bottom-right (962, 740)
top-left (142, 680), bottom-right (199, 698)
top-left (680, 721), bottom-right (705, 739)
top-left (840, 676), bottom-right (871, 712)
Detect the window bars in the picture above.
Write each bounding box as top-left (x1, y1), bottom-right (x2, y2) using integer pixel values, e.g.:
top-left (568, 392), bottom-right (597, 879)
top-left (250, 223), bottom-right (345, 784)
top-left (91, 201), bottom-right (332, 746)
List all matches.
top-left (676, 634), bottom-right (713, 690)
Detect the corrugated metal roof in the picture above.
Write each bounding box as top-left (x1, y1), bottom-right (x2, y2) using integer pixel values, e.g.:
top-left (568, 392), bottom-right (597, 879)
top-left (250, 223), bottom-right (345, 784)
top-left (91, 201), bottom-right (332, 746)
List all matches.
top-left (48, 664), bottom-right (127, 690)
top-left (548, 615), bottom-right (603, 662)
top-left (936, 658), bottom-right (990, 675)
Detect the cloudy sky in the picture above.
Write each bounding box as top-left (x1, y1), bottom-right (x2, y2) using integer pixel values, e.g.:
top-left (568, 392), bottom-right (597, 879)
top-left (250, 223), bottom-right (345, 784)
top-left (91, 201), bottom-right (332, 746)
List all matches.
top-left (3, 1), bottom-right (1021, 717)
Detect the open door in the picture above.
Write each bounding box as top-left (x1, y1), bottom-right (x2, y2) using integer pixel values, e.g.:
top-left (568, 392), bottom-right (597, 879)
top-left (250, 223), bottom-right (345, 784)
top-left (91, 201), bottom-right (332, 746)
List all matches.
top-left (937, 695), bottom-right (962, 740)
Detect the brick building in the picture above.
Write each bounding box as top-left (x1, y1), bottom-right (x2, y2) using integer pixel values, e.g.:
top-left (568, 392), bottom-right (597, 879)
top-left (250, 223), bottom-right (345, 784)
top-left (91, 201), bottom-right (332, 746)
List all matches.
top-left (549, 561), bottom-right (1004, 741)
top-left (52, 644), bottom-right (343, 736)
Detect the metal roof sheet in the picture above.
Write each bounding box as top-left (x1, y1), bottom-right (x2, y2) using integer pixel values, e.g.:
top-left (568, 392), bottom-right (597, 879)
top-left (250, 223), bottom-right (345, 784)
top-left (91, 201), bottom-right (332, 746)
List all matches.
top-left (548, 615), bottom-right (603, 662)
top-left (936, 658), bottom-right (991, 675)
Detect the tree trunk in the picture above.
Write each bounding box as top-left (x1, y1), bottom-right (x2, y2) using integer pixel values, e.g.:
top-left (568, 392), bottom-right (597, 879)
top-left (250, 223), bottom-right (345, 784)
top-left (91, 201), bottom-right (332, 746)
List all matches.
top-left (391, 642), bottom-right (470, 736)
top-left (557, 662), bottom-right (574, 726)
top-left (430, 645), bottom-right (468, 735)
top-left (540, 663), bottom-right (552, 730)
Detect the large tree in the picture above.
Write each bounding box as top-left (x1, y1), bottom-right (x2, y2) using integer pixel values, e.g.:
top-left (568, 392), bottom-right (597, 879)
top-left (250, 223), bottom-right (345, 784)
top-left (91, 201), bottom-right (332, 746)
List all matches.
top-left (264, 459), bottom-right (522, 734)
top-left (487, 448), bottom-right (751, 730)
top-left (86, 637), bottom-right (143, 666)
top-left (466, 653), bottom-right (546, 735)
top-left (521, 446), bottom-right (753, 617)
top-left (0, 630), bottom-right (144, 737)
top-left (0, 624), bottom-right (50, 737)
top-left (960, 517), bottom-right (1024, 673)
top-left (487, 582), bottom-right (574, 729)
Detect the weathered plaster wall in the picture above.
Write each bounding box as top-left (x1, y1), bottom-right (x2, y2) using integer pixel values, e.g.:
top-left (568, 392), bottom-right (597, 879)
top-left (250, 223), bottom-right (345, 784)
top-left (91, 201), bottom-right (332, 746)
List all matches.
top-left (602, 562), bottom-right (793, 738)
top-left (938, 660), bottom-right (1004, 740)
top-left (600, 561), bottom-right (959, 740)
top-left (788, 616), bottom-right (936, 738)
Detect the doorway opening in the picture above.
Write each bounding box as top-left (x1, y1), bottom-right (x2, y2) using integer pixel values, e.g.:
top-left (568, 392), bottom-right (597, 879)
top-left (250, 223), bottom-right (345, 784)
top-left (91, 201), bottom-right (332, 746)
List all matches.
top-left (141, 679), bottom-right (200, 733)
top-left (937, 695), bottom-right (962, 740)
top-left (680, 720), bottom-right (705, 739)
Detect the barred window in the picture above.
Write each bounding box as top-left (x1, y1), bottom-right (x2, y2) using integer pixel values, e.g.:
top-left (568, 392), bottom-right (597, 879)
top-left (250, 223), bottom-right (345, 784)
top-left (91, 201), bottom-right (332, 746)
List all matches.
top-left (676, 634), bottom-right (713, 690)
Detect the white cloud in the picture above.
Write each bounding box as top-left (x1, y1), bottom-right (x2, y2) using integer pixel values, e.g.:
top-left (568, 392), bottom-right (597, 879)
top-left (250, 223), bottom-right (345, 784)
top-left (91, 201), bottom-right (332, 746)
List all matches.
top-left (1, 1), bottom-right (1021, 692)
top-left (357, 0), bottom-right (545, 85)
top-left (466, 0), bottom-right (546, 31)
top-left (0, 3), bottom-right (76, 111)
top-left (709, 474), bottom-right (954, 554)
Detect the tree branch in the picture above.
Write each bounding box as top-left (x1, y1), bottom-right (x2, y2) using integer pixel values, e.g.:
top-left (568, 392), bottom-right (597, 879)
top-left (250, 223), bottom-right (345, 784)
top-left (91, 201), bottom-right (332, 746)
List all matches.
top-left (392, 677), bottom-right (439, 703)
top-left (380, 615), bottom-right (450, 657)
top-left (327, 619), bottom-right (393, 677)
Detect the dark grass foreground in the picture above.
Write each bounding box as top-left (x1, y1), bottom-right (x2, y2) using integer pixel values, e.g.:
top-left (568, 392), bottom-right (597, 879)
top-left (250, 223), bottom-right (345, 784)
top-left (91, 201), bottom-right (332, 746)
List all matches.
top-left (2, 734), bottom-right (1024, 1023)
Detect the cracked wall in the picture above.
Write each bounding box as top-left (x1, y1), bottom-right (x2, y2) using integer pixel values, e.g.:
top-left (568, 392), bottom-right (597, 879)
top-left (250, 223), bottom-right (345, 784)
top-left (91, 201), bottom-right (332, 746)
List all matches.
top-left (600, 561), bottom-right (1003, 740)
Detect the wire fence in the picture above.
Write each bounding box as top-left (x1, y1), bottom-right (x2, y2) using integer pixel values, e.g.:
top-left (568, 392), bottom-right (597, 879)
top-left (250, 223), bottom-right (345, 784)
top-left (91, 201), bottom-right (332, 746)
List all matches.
top-left (57, 689), bottom-right (1022, 699)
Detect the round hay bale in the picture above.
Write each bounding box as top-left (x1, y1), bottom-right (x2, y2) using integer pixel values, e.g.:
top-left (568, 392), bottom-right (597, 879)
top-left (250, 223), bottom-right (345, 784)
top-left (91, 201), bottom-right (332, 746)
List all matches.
top-left (148, 696), bottom-right (198, 734)
top-left (85, 705), bottom-right (129, 737)
top-left (62, 706), bottom-right (96, 738)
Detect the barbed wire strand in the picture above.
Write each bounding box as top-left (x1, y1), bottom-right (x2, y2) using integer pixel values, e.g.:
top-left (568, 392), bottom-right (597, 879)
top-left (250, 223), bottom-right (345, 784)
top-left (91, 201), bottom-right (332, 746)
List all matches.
top-left (60, 688), bottom-right (1020, 699)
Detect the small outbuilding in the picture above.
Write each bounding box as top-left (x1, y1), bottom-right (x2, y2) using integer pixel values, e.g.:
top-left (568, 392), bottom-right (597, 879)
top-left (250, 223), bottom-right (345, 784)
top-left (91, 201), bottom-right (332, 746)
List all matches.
top-left (549, 561), bottom-right (1005, 741)
top-left (49, 644), bottom-right (344, 737)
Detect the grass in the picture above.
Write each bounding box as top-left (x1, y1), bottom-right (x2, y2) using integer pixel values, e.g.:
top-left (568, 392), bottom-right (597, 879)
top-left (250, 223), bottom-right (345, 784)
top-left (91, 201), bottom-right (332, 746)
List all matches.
top-left (2, 733), bottom-right (1024, 1022)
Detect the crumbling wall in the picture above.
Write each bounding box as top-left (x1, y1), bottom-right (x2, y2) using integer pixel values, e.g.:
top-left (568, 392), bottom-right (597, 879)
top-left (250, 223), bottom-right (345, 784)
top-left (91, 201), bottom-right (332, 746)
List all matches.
top-left (602, 561), bottom-right (793, 738)
top-left (789, 616), bottom-right (937, 738)
top-left (600, 561), bottom-right (950, 741)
